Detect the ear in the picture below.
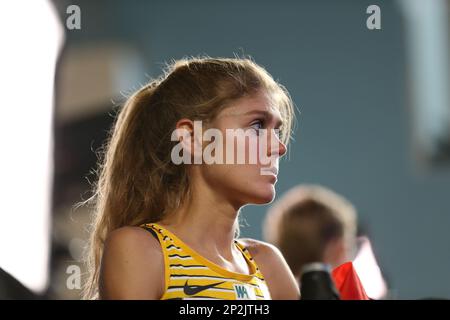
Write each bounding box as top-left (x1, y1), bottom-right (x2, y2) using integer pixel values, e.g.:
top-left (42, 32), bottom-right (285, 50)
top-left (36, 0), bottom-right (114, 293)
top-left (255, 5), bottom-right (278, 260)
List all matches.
top-left (173, 119), bottom-right (203, 163)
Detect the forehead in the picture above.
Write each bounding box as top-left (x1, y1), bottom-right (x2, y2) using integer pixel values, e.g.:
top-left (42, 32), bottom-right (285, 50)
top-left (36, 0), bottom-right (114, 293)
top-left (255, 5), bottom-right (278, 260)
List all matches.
top-left (218, 91), bottom-right (282, 120)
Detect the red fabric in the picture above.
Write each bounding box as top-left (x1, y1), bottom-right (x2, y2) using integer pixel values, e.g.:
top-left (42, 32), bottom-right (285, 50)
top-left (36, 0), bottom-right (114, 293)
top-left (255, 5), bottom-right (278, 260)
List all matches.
top-left (331, 262), bottom-right (369, 300)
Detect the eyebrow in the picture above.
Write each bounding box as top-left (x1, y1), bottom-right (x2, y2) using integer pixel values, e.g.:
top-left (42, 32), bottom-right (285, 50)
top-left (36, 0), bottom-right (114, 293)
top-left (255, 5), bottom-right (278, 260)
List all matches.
top-left (241, 110), bottom-right (284, 128)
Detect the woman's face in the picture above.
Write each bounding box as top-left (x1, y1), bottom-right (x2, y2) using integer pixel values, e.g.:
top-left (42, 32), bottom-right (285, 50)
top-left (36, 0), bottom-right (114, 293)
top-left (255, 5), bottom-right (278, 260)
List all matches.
top-left (198, 90), bottom-right (287, 207)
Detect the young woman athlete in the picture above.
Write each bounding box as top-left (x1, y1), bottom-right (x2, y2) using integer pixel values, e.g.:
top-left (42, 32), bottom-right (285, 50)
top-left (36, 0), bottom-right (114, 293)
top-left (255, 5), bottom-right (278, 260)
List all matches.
top-left (82, 57), bottom-right (299, 300)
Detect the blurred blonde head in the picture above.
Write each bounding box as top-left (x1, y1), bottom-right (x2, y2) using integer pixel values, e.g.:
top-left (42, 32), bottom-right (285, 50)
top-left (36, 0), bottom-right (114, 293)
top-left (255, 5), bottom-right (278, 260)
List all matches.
top-left (263, 184), bottom-right (357, 277)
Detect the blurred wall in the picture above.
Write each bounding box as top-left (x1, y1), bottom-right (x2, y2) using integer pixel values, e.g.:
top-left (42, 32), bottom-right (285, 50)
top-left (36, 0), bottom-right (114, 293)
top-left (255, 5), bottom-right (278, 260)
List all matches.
top-left (57, 0), bottom-right (450, 299)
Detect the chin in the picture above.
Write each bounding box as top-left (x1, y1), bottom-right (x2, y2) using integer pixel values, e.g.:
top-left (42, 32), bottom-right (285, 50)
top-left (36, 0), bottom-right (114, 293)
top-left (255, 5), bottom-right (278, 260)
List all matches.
top-left (246, 185), bottom-right (276, 205)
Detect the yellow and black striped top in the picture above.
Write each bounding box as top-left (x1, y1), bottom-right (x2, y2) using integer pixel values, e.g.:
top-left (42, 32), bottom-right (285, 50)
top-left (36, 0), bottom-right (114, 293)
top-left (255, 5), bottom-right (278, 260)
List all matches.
top-left (140, 223), bottom-right (271, 300)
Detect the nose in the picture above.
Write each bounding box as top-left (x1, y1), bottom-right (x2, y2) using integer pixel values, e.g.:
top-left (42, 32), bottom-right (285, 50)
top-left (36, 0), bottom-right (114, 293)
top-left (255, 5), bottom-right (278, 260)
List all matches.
top-left (278, 139), bottom-right (287, 157)
top-left (267, 129), bottom-right (287, 158)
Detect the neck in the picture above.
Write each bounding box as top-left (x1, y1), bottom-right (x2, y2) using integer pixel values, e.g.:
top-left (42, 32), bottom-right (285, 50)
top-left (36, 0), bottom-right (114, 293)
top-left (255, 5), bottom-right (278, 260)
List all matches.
top-left (159, 171), bottom-right (241, 260)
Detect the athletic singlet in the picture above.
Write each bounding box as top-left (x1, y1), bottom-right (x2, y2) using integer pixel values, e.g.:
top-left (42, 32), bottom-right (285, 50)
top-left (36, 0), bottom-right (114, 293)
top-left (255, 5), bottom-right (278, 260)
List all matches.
top-left (140, 223), bottom-right (272, 300)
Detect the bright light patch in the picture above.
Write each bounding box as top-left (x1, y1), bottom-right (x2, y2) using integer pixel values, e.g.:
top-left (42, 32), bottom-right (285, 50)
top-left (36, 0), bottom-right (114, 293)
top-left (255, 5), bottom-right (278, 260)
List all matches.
top-left (0, 0), bottom-right (64, 293)
top-left (353, 237), bottom-right (388, 300)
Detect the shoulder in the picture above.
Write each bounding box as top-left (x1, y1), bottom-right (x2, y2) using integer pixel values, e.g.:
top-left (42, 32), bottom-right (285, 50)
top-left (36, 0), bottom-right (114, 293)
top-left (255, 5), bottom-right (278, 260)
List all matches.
top-left (104, 225), bottom-right (161, 252)
top-left (238, 238), bottom-right (286, 271)
top-left (103, 226), bottom-right (163, 264)
top-left (99, 226), bottom-right (165, 299)
top-left (238, 238), bottom-right (278, 257)
top-left (238, 238), bottom-right (300, 300)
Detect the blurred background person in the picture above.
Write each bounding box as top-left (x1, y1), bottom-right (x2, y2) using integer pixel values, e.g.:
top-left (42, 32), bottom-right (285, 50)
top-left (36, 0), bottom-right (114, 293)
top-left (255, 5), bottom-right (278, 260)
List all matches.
top-left (263, 184), bottom-right (388, 299)
top-left (263, 185), bottom-right (358, 282)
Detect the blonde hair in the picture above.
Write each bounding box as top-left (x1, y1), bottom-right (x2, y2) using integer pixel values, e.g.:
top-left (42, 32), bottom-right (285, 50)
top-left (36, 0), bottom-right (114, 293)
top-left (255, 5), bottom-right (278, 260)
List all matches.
top-left (80, 56), bottom-right (295, 299)
top-left (263, 184), bottom-right (357, 276)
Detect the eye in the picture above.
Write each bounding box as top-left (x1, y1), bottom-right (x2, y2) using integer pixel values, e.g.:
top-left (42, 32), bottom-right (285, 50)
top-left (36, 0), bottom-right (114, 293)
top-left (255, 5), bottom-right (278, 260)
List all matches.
top-left (250, 120), bottom-right (264, 135)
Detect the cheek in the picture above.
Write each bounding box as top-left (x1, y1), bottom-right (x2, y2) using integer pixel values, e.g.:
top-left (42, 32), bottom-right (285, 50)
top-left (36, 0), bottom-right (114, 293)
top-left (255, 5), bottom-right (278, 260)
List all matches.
top-left (209, 121), bottom-right (262, 165)
top-left (244, 136), bottom-right (262, 165)
top-left (203, 163), bottom-right (254, 187)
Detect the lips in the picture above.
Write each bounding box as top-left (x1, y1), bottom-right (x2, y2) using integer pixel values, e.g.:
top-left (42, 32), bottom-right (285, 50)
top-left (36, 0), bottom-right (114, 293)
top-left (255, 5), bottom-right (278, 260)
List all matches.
top-left (260, 167), bottom-right (278, 176)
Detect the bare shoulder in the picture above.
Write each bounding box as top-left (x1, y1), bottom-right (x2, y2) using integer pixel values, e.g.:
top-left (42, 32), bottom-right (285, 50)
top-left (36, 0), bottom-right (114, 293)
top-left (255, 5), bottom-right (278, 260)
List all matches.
top-left (238, 238), bottom-right (278, 257)
top-left (102, 226), bottom-right (164, 267)
top-left (100, 226), bottom-right (165, 299)
top-left (238, 238), bottom-right (287, 271)
top-left (238, 238), bottom-right (300, 300)
top-left (104, 226), bottom-right (161, 253)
